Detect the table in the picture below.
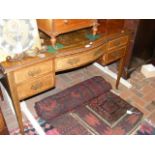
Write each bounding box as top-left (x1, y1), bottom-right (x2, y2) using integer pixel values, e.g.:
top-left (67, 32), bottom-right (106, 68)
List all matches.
top-left (0, 27), bottom-right (130, 134)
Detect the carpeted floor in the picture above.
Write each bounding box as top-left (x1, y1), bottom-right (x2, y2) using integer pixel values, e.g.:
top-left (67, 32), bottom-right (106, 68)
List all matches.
top-left (1, 62), bottom-right (155, 134)
top-left (10, 118), bottom-right (155, 135)
top-left (135, 121), bottom-right (155, 135)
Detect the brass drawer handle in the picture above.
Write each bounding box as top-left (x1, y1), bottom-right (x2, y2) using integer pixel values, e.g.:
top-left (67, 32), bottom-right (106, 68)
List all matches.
top-left (31, 82), bottom-right (43, 90)
top-left (110, 51), bottom-right (122, 58)
top-left (28, 69), bottom-right (41, 77)
top-left (68, 58), bottom-right (80, 65)
top-left (113, 40), bottom-right (121, 46)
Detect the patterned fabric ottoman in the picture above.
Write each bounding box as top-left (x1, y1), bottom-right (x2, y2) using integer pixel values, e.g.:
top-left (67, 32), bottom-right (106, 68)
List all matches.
top-left (35, 76), bottom-right (143, 135)
top-left (35, 76), bottom-right (112, 121)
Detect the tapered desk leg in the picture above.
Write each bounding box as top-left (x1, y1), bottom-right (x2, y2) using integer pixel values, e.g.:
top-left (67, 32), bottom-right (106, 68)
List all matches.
top-left (0, 74), bottom-right (4, 101)
top-left (0, 87), bottom-right (4, 101)
top-left (116, 56), bottom-right (126, 89)
top-left (7, 72), bottom-right (24, 134)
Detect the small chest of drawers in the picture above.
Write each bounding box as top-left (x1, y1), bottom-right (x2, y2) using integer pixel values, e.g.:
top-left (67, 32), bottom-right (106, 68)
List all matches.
top-left (37, 19), bottom-right (98, 47)
top-left (37, 19), bottom-right (97, 36)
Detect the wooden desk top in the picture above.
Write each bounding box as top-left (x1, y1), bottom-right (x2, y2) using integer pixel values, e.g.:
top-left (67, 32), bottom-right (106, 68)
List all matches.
top-left (41, 28), bottom-right (130, 56)
top-left (0, 52), bottom-right (55, 74)
top-left (0, 29), bottom-right (130, 74)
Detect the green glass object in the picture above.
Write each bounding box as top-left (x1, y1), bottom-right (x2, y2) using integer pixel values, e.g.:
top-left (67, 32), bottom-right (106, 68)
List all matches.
top-left (47, 43), bottom-right (64, 53)
top-left (85, 34), bottom-right (100, 41)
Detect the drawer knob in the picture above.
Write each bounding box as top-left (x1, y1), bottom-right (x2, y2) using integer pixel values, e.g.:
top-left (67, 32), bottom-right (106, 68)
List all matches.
top-left (63, 20), bottom-right (68, 24)
top-left (31, 82), bottom-right (43, 90)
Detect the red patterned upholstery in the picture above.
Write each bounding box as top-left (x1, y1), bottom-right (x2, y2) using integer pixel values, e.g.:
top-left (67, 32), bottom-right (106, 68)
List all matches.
top-left (35, 76), bottom-right (112, 121)
top-left (34, 76), bottom-right (143, 135)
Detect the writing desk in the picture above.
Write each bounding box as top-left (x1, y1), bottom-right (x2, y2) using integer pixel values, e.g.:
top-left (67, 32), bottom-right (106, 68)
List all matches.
top-left (0, 27), bottom-right (130, 134)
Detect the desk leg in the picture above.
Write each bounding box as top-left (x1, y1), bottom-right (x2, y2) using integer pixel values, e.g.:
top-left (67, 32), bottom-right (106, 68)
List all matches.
top-left (116, 56), bottom-right (126, 89)
top-left (7, 72), bottom-right (24, 134)
top-left (0, 87), bottom-right (4, 101)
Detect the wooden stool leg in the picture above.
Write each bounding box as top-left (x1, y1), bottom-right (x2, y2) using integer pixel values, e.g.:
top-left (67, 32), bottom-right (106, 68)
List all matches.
top-left (92, 24), bottom-right (98, 36)
top-left (116, 57), bottom-right (126, 89)
top-left (50, 36), bottom-right (56, 47)
top-left (92, 20), bottom-right (98, 36)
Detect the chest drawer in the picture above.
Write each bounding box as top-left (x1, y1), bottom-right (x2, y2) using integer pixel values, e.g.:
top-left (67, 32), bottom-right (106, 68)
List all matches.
top-left (14, 60), bottom-right (54, 84)
top-left (17, 73), bottom-right (55, 100)
top-left (54, 19), bottom-right (96, 34)
top-left (102, 47), bottom-right (126, 65)
top-left (107, 35), bottom-right (128, 50)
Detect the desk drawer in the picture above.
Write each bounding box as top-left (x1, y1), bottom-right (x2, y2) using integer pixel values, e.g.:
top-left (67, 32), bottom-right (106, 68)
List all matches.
top-left (54, 19), bottom-right (95, 34)
top-left (17, 73), bottom-right (55, 100)
top-left (107, 36), bottom-right (128, 50)
top-left (102, 47), bottom-right (126, 65)
top-left (56, 45), bottom-right (106, 71)
top-left (14, 60), bottom-right (54, 84)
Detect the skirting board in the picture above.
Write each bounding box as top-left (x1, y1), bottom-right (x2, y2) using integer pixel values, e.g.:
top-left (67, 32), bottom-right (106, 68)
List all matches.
top-left (20, 101), bottom-right (46, 135)
top-left (93, 62), bottom-right (132, 89)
